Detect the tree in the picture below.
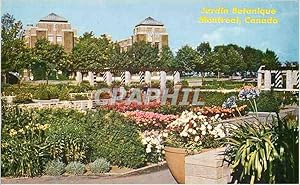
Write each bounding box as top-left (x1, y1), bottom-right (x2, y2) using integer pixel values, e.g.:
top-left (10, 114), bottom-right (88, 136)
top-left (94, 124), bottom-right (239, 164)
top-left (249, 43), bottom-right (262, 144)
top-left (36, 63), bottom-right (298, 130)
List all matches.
top-left (159, 46), bottom-right (176, 70)
top-left (175, 45), bottom-right (202, 72)
top-left (32, 39), bottom-right (65, 84)
top-left (125, 41), bottom-right (159, 71)
top-left (1, 13), bottom-right (30, 83)
top-left (70, 32), bottom-right (118, 70)
top-left (242, 46), bottom-right (264, 74)
top-left (261, 49), bottom-right (281, 70)
top-left (209, 48), bottom-right (225, 77)
top-left (196, 42), bottom-right (212, 74)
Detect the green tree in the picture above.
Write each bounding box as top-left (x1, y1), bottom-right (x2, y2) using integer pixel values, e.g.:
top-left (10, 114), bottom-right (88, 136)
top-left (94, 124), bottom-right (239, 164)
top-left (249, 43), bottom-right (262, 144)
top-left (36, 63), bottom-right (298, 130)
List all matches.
top-left (70, 32), bottom-right (118, 70)
top-left (196, 42), bottom-right (212, 74)
top-left (209, 48), bottom-right (225, 77)
top-left (262, 49), bottom-right (281, 69)
top-left (242, 46), bottom-right (264, 74)
top-left (175, 45), bottom-right (202, 72)
top-left (125, 41), bottom-right (159, 72)
top-left (212, 45), bottom-right (244, 76)
top-left (32, 39), bottom-right (65, 84)
top-left (1, 13), bottom-right (30, 83)
top-left (159, 46), bottom-right (176, 70)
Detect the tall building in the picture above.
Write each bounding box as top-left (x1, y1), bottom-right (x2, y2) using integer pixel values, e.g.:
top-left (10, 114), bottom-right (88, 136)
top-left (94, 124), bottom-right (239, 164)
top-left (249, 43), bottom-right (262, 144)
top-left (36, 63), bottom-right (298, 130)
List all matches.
top-left (118, 17), bottom-right (168, 52)
top-left (25, 13), bottom-right (77, 52)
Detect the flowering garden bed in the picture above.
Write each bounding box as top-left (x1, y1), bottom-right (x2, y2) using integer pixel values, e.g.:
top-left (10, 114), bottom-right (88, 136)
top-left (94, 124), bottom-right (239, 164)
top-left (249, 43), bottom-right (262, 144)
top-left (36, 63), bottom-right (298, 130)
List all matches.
top-left (1, 85), bottom-right (298, 184)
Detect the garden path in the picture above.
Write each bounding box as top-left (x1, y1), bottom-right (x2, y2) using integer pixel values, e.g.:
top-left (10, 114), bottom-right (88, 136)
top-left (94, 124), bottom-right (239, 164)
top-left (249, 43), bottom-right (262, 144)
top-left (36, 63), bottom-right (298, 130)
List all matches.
top-left (1, 168), bottom-right (177, 184)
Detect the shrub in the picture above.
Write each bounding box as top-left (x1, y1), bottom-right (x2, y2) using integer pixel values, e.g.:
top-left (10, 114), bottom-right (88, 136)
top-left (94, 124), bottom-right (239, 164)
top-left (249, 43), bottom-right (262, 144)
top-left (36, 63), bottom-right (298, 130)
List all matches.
top-left (151, 105), bottom-right (190, 115)
top-left (59, 87), bottom-right (71, 101)
top-left (90, 158), bottom-right (110, 174)
top-left (65, 161), bottom-right (85, 175)
top-left (181, 80), bottom-right (189, 87)
top-left (33, 86), bottom-right (51, 100)
top-left (86, 110), bottom-right (146, 168)
top-left (44, 160), bottom-right (65, 176)
top-left (223, 116), bottom-right (298, 184)
top-left (256, 91), bottom-right (281, 113)
top-left (13, 93), bottom-right (33, 104)
top-left (45, 109), bottom-right (89, 164)
top-left (72, 94), bottom-right (89, 100)
top-left (1, 105), bottom-right (50, 177)
top-left (95, 81), bottom-right (109, 89)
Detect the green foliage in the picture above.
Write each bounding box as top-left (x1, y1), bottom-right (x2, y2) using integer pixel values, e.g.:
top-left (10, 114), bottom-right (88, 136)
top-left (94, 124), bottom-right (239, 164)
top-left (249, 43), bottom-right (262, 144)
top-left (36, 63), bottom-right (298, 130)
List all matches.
top-left (256, 91), bottom-right (281, 113)
top-left (159, 46), bottom-right (176, 70)
top-left (32, 38), bottom-right (66, 83)
top-left (151, 105), bottom-right (190, 115)
top-left (59, 86), bottom-right (71, 101)
top-left (12, 93), bottom-right (33, 104)
top-left (202, 80), bottom-right (255, 89)
top-left (86, 110), bottom-right (146, 168)
top-left (65, 161), bottom-right (86, 175)
top-left (125, 41), bottom-right (159, 71)
top-left (1, 105), bottom-right (50, 177)
top-left (224, 116), bottom-right (298, 184)
top-left (181, 80), bottom-right (189, 87)
top-left (1, 13), bottom-right (31, 81)
top-left (44, 160), bottom-right (66, 176)
top-left (175, 45), bottom-right (202, 72)
top-left (44, 109), bottom-right (88, 163)
top-left (200, 91), bottom-right (238, 107)
top-left (261, 49), bottom-right (281, 70)
top-left (70, 32), bottom-right (118, 70)
top-left (90, 158), bottom-right (110, 174)
top-left (273, 117), bottom-right (298, 183)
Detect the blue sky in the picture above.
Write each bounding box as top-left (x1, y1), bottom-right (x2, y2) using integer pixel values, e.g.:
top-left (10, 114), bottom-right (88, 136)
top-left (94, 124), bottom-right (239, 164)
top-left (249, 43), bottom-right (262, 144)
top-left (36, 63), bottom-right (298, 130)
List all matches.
top-left (1, 0), bottom-right (299, 62)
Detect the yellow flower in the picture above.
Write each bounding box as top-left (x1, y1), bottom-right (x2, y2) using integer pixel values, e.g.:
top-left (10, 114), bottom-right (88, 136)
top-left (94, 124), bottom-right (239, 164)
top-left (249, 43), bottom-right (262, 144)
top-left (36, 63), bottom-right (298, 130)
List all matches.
top-left (18, 128), bottom-right (25, 134)
top-left (9, 129), bottom-right (17, 137)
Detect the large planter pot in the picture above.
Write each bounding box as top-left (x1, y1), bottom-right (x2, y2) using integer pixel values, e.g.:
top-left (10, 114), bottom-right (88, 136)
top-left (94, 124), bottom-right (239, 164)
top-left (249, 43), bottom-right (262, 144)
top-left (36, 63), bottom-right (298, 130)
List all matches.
top-left (164, 146), bottom-right (187, 184)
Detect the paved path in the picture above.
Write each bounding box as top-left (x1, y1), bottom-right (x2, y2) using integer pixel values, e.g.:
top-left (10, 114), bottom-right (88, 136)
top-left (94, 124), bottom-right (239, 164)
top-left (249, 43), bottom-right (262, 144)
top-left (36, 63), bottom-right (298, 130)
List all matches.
top-left (2, 168), bottom-right (177, 184)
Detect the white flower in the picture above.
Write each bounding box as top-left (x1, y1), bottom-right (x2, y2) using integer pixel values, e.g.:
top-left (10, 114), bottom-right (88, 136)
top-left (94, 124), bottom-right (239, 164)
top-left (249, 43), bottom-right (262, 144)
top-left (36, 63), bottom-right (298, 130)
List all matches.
top-left (146, 147), bottom-right (151, 153)
top-left (207, 125), bottom-right (212, 130)
top-left (201, 130), bottom-right (206, 135)
top-left (141, 139), bottom-right (147, 145)
top-left (194, 136), bottom-right (200, 142)
top-left (200, 125), bottom-right (206, 131)
top-left (162, 132), bottom-right (168, 137)
top-left (188, 128), bottom-right (193, 133)
top-left (181, 131), bottom-right (188, 137)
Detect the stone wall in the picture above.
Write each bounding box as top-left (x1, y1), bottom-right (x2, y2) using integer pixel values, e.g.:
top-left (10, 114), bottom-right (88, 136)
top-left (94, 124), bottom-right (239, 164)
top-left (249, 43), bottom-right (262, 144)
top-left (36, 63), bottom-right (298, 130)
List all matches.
top-left (185, 147), bottom-right (230, 184)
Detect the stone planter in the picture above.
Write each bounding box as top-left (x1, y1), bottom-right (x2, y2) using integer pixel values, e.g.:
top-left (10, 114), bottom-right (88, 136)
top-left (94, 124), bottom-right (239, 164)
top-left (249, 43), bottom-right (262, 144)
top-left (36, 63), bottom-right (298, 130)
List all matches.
top-left (164, 146), bottom-right (186, 184)
top-left (164, 146), bottom-right (210, 184)
top-left (185, 147), bottom-right (230, 184)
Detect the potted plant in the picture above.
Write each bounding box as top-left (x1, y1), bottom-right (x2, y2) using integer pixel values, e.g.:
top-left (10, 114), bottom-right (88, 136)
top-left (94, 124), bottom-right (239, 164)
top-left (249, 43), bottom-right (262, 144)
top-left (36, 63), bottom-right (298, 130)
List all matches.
top-left (164, 110), bottom-right (224, 184)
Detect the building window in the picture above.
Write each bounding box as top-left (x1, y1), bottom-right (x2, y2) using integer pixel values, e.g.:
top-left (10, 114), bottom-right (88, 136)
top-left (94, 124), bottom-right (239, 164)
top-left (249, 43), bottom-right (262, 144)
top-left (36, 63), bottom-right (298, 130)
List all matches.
top-left (48, 36), bottom-right (54, 42)
top-left (57, 36), bottom-right (62, 43)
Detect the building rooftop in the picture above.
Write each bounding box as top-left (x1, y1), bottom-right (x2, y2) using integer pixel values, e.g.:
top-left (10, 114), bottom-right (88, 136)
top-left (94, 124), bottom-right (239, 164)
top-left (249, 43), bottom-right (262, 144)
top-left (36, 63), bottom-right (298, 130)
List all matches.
top-left (39, 13), bottom-right (68, 23)
top-left (135, 17), bottom-right (164, 27)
